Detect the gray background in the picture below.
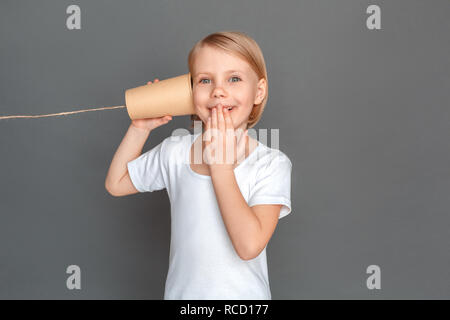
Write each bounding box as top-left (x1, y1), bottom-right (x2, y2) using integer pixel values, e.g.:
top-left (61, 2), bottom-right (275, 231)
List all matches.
top-left (0, 0), bottom-right (449, 299)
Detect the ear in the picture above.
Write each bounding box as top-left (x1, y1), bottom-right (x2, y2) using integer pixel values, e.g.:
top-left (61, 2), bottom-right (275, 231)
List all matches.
top-left (254, 78), bottom-right (267, 105)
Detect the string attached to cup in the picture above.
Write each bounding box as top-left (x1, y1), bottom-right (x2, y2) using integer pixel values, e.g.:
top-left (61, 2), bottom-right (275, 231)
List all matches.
top-left (0, 73), bottom-right (195, 121)
top-left (0, 105), bottom-right (126, 120)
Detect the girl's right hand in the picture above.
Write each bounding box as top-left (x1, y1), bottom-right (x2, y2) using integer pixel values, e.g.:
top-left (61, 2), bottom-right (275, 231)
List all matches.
top-left (131, 78), bottom-right (173, 131)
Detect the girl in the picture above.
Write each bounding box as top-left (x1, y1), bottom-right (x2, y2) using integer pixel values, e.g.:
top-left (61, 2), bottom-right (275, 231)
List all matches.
top-left (105, 31), bottom-right (292, 300)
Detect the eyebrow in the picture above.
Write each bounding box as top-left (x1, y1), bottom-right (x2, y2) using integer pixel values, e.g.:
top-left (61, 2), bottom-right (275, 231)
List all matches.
top-left (194, 70), bottom-right (244, 77)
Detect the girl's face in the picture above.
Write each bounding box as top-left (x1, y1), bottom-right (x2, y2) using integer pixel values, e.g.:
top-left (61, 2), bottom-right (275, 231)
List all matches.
top-left (191, 45), bottom-right (266, 131)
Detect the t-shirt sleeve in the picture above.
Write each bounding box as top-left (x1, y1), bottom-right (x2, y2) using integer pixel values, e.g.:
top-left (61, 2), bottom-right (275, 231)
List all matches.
top-left (126, 139), bottom-right (167, 193)
top-left (248, 152), bottom-right (293, 219)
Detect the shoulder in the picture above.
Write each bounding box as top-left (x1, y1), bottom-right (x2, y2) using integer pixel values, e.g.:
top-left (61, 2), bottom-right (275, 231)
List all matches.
top-left (254, 141), bottom-right (293, 171)
top-left (160, 130), bottom-right (194, 148)
top-left (157, 130), bottom-right (196, 164)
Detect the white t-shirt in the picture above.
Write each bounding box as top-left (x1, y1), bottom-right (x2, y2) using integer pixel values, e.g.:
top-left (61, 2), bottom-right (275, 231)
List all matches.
top-left (127, 131), bottom-right (292, 300)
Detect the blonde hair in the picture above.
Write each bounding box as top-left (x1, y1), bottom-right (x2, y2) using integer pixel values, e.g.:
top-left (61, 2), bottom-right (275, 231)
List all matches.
top-left (187, 31), bottom-right (269, 129)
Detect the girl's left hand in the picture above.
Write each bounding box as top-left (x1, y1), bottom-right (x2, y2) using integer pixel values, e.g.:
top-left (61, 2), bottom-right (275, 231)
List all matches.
top-left (204, 106), bottom-right (248, 172)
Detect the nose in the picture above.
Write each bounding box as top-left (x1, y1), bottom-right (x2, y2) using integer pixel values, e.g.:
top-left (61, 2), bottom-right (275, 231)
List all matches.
top-left (211, 85), bottom-right (227, 99)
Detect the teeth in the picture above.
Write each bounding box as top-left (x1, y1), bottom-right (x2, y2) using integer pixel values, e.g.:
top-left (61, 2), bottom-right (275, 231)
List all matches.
top-left (210, 105), bottom-right (234, 110)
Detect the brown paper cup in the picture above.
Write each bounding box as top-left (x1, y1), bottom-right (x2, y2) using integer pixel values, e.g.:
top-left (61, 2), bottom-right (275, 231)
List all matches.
top-left (125, 73), bottom-right (195, 120)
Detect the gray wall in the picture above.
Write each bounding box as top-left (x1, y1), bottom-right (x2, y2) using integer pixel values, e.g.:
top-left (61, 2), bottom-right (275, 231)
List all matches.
top-left (0, 0), bottom-right (449, 299)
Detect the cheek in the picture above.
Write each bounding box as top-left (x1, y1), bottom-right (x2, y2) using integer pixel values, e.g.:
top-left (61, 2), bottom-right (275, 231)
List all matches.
top-left (193, 88), bottom-right (209, 104)
top-left (232, 84), bottom-right (252, 100)
top-left (233, 94), bottom-right (251, 108)
top-left (192, 97), bottom-right (203, 112)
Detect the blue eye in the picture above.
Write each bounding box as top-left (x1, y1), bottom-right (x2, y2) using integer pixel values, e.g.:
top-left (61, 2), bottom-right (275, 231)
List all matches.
top-left (199, 76), bottom-right (241, 84)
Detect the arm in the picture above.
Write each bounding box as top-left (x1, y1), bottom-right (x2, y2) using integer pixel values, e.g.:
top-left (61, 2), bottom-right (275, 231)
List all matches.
top-left (210, 169), bottom-right (281, 260)
top-left (105, 78), bottom-right (172, 196)
top-left (105, 124), bottom-right (152, 196)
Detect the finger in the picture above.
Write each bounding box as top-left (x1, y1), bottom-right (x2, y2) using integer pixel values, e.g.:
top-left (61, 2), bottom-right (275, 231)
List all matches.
top-left (217, 106), bottom-right (225, 132)
top-left (224, 109), bottom-right (235, 144)
top-left (205, 115), bottom-right (211, 143)
top-left (206, 115), bottom-right (215, 164)
top-left (211, 107), bottom-right (217, 140)
top-left (223, 107), bottom-right (233, 130)
top-left (224, 127), bottom-right (236, 166)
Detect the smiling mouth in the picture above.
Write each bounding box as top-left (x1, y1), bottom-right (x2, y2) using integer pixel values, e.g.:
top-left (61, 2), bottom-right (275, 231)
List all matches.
top-left (210, 105), bottom-right (235, 112)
